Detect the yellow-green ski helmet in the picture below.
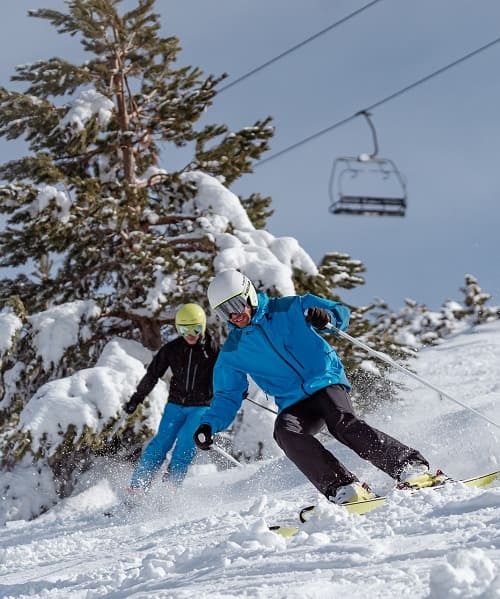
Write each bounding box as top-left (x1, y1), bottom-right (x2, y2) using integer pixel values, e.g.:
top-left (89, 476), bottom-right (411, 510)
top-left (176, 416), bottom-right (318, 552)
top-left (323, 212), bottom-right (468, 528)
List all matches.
top-left (175, 303), bottom-right (206, 337)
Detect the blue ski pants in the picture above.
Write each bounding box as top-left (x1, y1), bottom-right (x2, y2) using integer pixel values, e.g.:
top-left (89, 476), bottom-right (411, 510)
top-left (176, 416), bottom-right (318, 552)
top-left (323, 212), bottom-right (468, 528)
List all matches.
top-left (130, 402), bottom-right (208, 489)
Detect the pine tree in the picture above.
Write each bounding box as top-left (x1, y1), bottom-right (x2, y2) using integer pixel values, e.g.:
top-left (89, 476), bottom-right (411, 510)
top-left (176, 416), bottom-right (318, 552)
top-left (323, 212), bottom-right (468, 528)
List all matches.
top-left (381, 274), bottom-right (500, 350)
top-left (0, 0), bottom-right (273, 352)
top-left (0, 0), bottom-right (273, 393)
top-left (460, 273), bottom-right (499, 324)
top-left (0, 0), bottom-right (275, 504)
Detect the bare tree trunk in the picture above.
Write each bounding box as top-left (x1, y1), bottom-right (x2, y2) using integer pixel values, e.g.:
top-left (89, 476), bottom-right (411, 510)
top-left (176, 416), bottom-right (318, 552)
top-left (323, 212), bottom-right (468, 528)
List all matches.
top-left (136, 316), bottom-right (162, 350)
top-left (111, 33), bottom-right (135, 184)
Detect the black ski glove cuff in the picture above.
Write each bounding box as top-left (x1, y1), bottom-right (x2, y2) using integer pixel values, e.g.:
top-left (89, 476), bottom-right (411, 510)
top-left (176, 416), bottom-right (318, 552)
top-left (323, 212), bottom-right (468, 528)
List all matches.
top-left (306, 307), bottom-right (331, 329)
top-left (194, 423), bottom-right (213, 450)
top-left (124, 393), bottom-right (141, 414)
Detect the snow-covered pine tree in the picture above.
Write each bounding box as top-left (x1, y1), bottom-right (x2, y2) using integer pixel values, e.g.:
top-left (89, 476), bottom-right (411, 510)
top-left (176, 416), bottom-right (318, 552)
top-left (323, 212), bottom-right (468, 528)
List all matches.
top-left (0, 0), bottom-right (276, 504)
top-left (375, 274), bottom-right (500, 353)
top-left (0, 0), bottom-right (273, 353)
top-left (0, 1), bottom-right (417, 520)
top-left (460, 273), bottom-right (500, 324)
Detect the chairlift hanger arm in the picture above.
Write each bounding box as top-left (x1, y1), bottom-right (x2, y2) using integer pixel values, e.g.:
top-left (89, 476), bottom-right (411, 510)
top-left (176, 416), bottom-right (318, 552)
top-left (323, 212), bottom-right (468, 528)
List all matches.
top-left (355, 110), bottom-right (379, 159)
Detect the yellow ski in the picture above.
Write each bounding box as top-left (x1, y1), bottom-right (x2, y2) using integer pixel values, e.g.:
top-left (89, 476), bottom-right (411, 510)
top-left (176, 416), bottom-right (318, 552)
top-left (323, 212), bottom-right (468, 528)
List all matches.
top-left (270, 470), bottom-right (499, 537)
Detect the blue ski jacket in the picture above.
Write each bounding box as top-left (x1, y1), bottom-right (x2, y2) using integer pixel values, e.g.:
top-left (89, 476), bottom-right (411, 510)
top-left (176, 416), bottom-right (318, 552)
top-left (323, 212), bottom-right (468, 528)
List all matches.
top-left (202, 292), bottom-right (350, 433)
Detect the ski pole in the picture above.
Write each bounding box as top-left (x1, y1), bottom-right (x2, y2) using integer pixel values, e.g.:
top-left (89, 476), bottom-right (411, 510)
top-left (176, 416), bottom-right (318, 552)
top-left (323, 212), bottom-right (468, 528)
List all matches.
top-left (328, 323), bottom-right (500, 431)
top-left (245, 395), bottom-right (278, 415)
top-left (211, 443), bottom-right (243, 468)
top-left (244, 395), bottom-right (334, 442)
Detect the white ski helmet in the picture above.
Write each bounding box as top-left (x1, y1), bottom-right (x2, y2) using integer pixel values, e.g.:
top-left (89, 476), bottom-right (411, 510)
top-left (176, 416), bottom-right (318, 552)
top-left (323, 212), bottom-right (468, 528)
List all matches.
top-left (208, 270), bottom-right (258, 321)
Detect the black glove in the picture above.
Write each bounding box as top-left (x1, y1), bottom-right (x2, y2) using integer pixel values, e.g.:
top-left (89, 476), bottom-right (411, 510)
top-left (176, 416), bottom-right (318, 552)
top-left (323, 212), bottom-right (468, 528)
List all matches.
top-left (306, 307), bottom-right (330, 329)
top-left (194, 423), bottom-right (213, 450)
top-left (124, 393), bottom-right (141, 415)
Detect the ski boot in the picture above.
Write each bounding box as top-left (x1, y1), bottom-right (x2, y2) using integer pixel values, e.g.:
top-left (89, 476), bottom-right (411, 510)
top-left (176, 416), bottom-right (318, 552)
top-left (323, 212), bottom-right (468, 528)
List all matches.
top-left (397, 462), bottom-right (450, 490)
top-left (329, 481), bottom-right (377, 505)
top-left (104, 487), bottom-right (145, 518)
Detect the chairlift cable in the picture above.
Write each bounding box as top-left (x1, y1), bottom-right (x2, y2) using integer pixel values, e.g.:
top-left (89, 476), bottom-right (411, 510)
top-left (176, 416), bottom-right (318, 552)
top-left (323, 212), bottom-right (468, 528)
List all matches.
top-left (255, 35), bottom-right (500, 168)
top-left (217, 0), bottom-right (384, 94)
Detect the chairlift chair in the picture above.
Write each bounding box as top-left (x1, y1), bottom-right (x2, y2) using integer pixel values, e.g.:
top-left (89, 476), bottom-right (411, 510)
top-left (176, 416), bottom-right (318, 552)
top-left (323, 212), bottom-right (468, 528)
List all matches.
top-left (328, 112), bottom-right (407, 217)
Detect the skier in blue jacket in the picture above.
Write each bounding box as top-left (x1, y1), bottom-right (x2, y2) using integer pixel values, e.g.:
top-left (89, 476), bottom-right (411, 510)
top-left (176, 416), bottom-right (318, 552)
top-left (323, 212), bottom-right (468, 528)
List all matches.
top-left (123, 303), bottom-right (219, 500)
top-left (194, 270), bottom-right (442, 505)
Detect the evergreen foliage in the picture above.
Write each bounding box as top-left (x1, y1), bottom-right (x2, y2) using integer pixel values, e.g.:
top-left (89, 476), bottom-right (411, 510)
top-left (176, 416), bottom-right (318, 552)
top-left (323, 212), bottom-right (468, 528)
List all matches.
top-left (374, 274), bottom-right (500, 351)
top-left (0, 0), bottom-right (275, 498)
top-left (460, 273), bottom-right (499, 323)
top-left (0, 0), bottom-right (274, 354)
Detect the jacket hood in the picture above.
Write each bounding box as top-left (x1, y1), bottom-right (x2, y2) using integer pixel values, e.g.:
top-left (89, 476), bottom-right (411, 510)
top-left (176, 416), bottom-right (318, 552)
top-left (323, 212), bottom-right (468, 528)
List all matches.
top-left (252, 293), bottom-right (269, 323)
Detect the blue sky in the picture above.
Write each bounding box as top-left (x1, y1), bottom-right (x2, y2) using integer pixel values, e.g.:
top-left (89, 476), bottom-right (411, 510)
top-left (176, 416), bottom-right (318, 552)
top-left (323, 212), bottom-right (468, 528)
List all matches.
top-left (1, 0), bottom-right (499, 310)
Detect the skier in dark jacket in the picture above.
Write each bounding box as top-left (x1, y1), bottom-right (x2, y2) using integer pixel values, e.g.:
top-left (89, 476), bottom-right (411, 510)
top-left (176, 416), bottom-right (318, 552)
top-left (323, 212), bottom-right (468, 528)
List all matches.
top-left (194, 270), bottom-right (444, 505)
top-left (124, 303), bottom-right (219, 493)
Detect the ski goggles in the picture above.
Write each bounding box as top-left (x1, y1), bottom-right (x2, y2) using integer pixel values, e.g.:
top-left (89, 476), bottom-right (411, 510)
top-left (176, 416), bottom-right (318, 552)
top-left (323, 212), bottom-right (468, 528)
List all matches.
top-left (214, 294), bottom-right (248, 321)
top-left (176, 323), bottom-right (203, 337)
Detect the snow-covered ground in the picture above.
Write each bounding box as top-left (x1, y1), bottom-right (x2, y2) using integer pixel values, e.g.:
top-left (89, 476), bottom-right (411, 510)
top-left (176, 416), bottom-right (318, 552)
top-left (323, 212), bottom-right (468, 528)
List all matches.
top-left (1, 321), bottom-right (499, 598)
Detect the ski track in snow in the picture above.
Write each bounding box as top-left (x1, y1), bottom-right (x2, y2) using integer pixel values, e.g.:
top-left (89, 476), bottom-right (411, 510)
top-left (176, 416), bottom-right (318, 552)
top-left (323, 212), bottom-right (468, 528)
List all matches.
top-left (1, 322), bottom-right (500, 598)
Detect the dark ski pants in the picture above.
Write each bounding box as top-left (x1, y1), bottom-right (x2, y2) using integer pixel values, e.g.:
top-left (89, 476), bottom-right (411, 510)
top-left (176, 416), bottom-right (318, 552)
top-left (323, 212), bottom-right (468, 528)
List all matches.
top-left (273, 384), bottom-right (428, 497)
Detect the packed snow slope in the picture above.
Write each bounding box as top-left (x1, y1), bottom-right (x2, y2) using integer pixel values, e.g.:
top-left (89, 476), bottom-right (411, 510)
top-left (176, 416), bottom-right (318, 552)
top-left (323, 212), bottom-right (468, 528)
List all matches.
top-left (1, 321), bottom-right (500, 599)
